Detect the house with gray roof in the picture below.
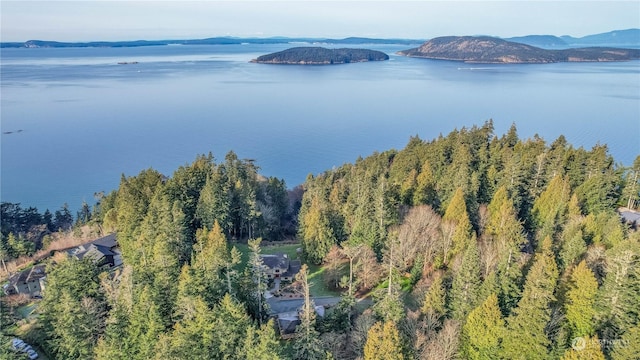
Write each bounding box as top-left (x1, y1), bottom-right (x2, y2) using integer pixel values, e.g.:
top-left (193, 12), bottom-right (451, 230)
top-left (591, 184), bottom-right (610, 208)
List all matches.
top-left (260, 253), bottom-right (301, 282)
top-left (620, 209), bottom-right (640, 228)
top-left (3, 264), bottom-right (46, 297)
top-left (72, 244), bottom-right (115, 267)
top-left (91, 233), bottom-right (117, 248)
top-left (275, 305), bottom-right (326, 339)
top-left (68, 233), bottom-right (120, 268)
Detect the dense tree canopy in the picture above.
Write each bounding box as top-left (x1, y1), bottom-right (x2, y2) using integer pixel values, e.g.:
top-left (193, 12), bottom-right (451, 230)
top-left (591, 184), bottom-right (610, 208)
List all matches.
top-left (9, 124), bottom-right (640, 360)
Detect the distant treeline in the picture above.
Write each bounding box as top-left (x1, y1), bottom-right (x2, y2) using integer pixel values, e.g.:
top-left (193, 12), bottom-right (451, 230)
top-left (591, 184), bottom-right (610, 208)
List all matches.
top-left (1, 202), bottom-right (77, 259)
top-left (1, 37), bottom-right (421, 48)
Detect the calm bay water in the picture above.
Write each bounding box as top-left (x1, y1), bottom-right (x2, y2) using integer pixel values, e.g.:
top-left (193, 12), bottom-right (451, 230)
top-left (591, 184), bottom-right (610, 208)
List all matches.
top-left (1, 44), bottom-right (639, 212)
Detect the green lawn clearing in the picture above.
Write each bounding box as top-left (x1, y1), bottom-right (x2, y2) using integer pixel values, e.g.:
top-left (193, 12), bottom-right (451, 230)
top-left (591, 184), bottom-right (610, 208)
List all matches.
top-left (307, 263), bottom-right (341, 298)
top-left (16, 302), bottom-right (37, 319)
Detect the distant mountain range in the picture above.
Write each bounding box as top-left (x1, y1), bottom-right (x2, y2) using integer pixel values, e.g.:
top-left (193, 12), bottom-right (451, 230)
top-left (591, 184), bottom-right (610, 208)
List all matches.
top-left (0, 37), bottom-right (421, 48)
top-left (1, 29), bottom-right (638, 49)
top-left (504, 35), bottom-right (569, 48)
top-left (506, 28), bottom-right (640, 48)
top-left (398, 36), bottom-right (640, 63)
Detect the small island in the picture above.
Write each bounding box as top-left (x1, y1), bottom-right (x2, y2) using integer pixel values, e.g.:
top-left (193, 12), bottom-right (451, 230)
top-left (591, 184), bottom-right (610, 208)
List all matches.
top-left (251, 47), bottom-right (389, 65)
top-left (398, 36), bottom-right (640, 63)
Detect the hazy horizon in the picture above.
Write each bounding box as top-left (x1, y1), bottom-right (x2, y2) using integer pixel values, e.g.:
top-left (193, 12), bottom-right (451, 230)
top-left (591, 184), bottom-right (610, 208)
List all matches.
top-left (3, 27), bottom-right (640, 43)
top-left (2, 1), bottom-right (639, 42)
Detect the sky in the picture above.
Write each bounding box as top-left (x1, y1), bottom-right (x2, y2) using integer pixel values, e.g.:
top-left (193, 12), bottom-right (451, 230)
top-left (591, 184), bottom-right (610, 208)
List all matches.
top-left (1, 1), bottom-right (639, 42)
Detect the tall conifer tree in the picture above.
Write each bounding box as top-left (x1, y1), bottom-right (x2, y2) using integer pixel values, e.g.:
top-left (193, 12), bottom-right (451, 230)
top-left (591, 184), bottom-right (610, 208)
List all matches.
top-left (363, 321), bottom-right (404, 360)
top-left (443, 187), bottom-right (473, 262)
top-left (293, 264), bottom-right (325, 360)
top-left (501, 237), bottom-right (559, 359)
top-left (449, 236), bottom-right (482, 320)
top-left (532, 175), bottom-right (570, 239)
top-left (561, 335), bottom-right (606, 360)
top-left (565, 261), bottom-right (599, 339)
top-left (462, 294), bottom-right (505, 359)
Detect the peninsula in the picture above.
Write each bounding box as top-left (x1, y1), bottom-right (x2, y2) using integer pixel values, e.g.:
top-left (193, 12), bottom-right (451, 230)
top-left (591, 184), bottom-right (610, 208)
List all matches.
top-left (398, 36), bottom-right (640, 63)
top-left (251, 47), bottom-right (389, 65)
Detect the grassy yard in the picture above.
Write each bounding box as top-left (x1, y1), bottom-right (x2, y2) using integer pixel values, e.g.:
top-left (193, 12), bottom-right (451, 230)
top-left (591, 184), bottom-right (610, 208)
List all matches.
top-left (307, 263), bottom-right (341, 297)
top-left (16, 302), bottom-right (37, 319)
top-left (262, 243), bottom-right (301, 259)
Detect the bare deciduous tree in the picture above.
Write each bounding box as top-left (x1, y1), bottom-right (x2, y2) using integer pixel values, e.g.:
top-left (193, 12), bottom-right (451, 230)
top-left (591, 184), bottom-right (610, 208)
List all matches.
top-left (584, 244), bottom-right (607, 284)
top-left (350, 312), bottom-right (377, 359)
top-left (321, 331), bottom-right (350, 360)
top-left (341, 243), bottom-right (364, 297)
top-left (422, 320), bottom-right (461, 360)
top-left (354, 246), bottom-right (382, 291)
top-left (100, 265), bottom-right (133, 311)
top-left (440, 220), bottom-right (456, 266)
top-left (397, 205), bottom-right (442, 273)
top-left (414, 311), bottom-right (441, 359)
top-left (324, 245), bottom-right (346, 290)
top-left (478, 237), bottom-right (499, 278)
top-left (477, 204), bottom-right (490, 236)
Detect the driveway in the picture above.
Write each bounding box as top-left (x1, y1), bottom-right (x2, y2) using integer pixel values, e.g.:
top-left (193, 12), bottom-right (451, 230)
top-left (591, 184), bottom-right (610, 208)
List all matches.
top-left (267, 296), bottom-right (342, 314)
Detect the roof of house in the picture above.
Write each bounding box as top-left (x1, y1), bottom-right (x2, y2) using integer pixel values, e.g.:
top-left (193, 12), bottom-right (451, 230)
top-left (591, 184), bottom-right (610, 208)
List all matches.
top-left (277, 315), bottom-right (301, 335)
top-left (283, 260), bottom-right (301, 278)
top-left (8, 264), bottom-right (47, 286)
top-left (261, 253), bottom-right (290, 270)
top-left (91, 233), bottom-right (117, 249)
top-left (76, 244), bottom-right (114, 261)
top-left (276, 305), bottom-right (326, 335)
top-left (67, 233), bottom-right (118, 262)
top-left (620, 210), bottom-right (640, 224)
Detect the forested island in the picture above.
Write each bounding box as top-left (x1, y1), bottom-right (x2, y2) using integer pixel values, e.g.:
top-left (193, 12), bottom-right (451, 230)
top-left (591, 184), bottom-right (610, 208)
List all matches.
top-left (398, 36), bottom-right (640, 63)
top-left (251, 47), bottom-right (389, 65)
top-left (2, 122), bottom-right (640, 359)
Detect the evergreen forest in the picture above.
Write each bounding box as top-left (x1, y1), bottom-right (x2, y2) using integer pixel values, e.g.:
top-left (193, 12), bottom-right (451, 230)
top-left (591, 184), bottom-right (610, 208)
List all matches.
top-left (2, 121), bottom-right (639, 360)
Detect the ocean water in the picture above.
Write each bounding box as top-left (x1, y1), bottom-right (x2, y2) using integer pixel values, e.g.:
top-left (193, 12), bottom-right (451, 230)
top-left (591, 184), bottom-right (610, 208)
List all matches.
top-left (1, 44), bottom-right (639, 212)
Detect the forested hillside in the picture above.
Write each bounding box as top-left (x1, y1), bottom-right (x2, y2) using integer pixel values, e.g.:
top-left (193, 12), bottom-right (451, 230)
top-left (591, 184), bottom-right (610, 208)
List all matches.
top-left (398, 36), bottom-right (640, 63)
top-left (297, 121), bottom-right (640, 359)
top-left (2, 122), bottom-right (639, 359)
